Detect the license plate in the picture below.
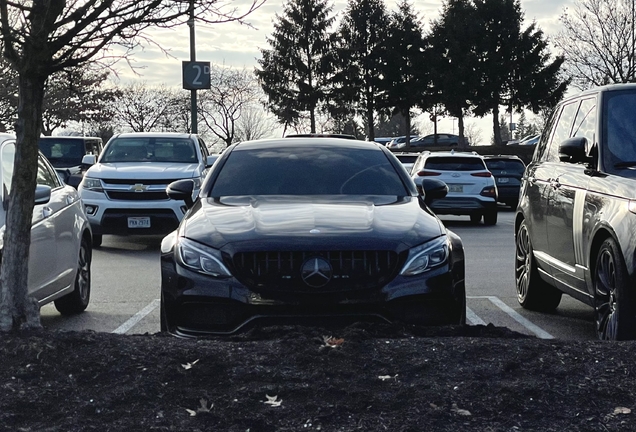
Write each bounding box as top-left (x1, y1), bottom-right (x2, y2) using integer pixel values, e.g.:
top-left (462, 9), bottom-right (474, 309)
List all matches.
top-left (497, 177), bottom-right (510, 184)
top-left (128, 217), bottom-right (151, 228)
top-left (448, 185), bottom-right (463, 193)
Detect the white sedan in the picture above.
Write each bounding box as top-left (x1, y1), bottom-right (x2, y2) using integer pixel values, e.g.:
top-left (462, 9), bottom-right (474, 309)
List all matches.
top-left (0, 134), bottom-right (93, 315)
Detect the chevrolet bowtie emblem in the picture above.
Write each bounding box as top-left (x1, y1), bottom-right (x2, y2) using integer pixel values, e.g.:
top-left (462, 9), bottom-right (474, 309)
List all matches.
top-left (130, 184), bottom-right (148, 192)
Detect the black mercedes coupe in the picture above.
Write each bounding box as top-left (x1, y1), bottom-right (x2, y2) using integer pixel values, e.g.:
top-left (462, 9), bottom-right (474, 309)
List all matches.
top-left (160, 137), bottom-right (465, 336)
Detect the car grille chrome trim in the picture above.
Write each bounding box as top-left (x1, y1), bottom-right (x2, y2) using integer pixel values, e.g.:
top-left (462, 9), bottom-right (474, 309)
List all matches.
top-left (232, 250), bottom-right (400, 292)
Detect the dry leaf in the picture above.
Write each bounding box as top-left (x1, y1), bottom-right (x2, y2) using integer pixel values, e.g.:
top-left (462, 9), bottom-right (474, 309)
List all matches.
top-left (614, 407), bottom-right (631, 415)
top-left (198, 398), bottom-right (212, 413)
top-left (378, 374), bottom-right (398, 381)
top-left (185, 408), bottom-right (197, 417)
top-left (181, 359), bottom-right (200, 370)
top-left (264, 394), bottom-right (282, 407)
top-left (451, 403), bottom-right (472, 416)
top-left (321, 335), bottom-right (345, 348)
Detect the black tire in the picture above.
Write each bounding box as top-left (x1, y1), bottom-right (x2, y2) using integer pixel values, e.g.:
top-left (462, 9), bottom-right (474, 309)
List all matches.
top-left (515, 220), bottom-right (561, 311)
top-left (483, 210), bottom-right (498, 226)
top-left (470, 213), bottom-right (482, 224)
top-left (594, 237), bottom-right (636, 340)
top-left (54, 236), bottom-right (91, 315)
top-left (92, 234), bottom-right (102, 248)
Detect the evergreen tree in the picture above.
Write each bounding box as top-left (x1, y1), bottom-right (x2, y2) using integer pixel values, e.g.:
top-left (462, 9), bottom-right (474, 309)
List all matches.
top-left (377, 0), bottom-right (427, 150)
top-left (333, 0), bottom-right (390, 141)
top-left (256, 0), bottom-right (336, 133)
top-left (429, 0), bottom-right (481, 147)
top-left (472, 0), bottom-right (568, 146)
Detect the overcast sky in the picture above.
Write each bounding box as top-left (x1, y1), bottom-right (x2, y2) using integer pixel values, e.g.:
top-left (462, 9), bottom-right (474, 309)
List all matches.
top-left (113, 0), bottom-right (574, 142)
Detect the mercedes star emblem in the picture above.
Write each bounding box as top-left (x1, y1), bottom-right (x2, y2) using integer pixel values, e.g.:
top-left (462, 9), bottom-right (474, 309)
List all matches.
top-left (301, 257), bottom-right (332, 288)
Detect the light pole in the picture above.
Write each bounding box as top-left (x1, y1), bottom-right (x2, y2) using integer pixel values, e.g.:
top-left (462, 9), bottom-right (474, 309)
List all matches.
top-left (188, 0), bottom-right (197, 134)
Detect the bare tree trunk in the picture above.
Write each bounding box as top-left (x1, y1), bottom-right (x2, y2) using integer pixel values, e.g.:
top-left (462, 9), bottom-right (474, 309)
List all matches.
top-left (492, 104), bottom-right (502, 147)
top-left (458, 114), bottom-right (467, 148)
top-left (366, 105), bottom-right (375, 142)
top-left (404, 109), bottom-right (411, 151)
top-left (310, 108), bottom-right (316, 133)
top-left (0, 73), bottom-right (46, 331)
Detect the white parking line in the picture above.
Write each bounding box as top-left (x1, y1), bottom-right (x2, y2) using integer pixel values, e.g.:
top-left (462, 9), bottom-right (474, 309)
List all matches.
top-left (112, 299), bottom-right (160, 335)
top-left (467, 295), bottom-right (554, 339)
top-left (466, 306), bottom-right (486, 325)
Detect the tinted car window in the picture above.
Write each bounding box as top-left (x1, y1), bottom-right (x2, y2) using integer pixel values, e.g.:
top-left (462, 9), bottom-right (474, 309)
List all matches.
top-left (571, 98), bottom-right (597, 145)
top-left (424, 156), bottom-right (486, 171)
top-left (39, 138), bottom-right (87, 168)
top-left (547, 101), bottom-right (579, 162)
top-left (395, 154), bottom-right (419, 164)
top-left (603, 90), bottom-right (636, 172)
top-left (210, 147), bottom-right (408, 196)
top-left (485, 159), bottom-right (525, 173)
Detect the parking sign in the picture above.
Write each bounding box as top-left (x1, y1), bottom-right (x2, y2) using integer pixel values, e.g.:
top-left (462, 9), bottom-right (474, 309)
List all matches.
top-left (182, 61), bottom-right (211, 90)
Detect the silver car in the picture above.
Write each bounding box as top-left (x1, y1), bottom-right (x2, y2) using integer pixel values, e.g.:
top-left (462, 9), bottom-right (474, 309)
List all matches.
top-left (0, 134), bottom-right (92, 315)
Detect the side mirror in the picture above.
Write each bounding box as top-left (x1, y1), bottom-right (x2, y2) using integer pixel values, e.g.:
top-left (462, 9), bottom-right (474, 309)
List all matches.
top-left (419, 178), bottom-right (448, 206)
top-left (82, 154), bottom-right (97, 166)
top-left (559, 137), bottom-right (589, 163)
top-left (166, 179), bottom-right (195, 208)
top-left (34, 184), bottom-right (52, 205)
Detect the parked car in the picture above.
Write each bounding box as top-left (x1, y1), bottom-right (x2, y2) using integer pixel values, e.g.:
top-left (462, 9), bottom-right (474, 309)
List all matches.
top-left (518, 134), bottom-right (540, 146)
top-left (0, 134), bottom-right (93, 316)
top-left (483, 155), bottom-right (526, 208)
top-left (386, 136), bottom-right (408, 149)
top-left (410, 133), bottom-right (461, 147)
top-left (515, 83), bottom-right (636, 340)
top-left (78, 132), bottom-right (217, 247)
top-left (160, 137), bottom-right (466, 336)
top-left (410, 150), bottom-right (498, 225)
top-left (392, 152), bottom-right (420, 172)
top-left (38, 136), bottom-right (103, 188)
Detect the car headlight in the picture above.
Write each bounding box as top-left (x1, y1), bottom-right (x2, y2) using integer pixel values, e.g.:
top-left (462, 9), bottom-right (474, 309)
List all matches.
top-left (192, 177), bottom-right (202, 189)
top-left (82, 177), bottom-right (103, 192)
top-left (400, 236), bottom-right (449, 276)
top-left (177, 237), bottom-right (231, 278)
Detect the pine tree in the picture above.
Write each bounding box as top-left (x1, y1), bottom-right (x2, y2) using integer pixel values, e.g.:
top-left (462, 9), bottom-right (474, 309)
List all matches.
top-left (378, 0), bottom-right (428, 150)
top-left (256, 0), bottom-right (336, 133)
top-left (332, 0), bottom-right (390, 141)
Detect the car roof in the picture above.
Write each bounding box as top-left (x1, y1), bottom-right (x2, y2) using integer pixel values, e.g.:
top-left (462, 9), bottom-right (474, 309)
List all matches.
top-left (233, 137), bottom-right (382, 151)
top-left (112, 132), bottom-right (196, 139)
top-left (419, 150), bottom-right (482, 158)
top-left (482, 154), bottom-right (523, 160)
top-left (40, 136), bottom-right (102, 141)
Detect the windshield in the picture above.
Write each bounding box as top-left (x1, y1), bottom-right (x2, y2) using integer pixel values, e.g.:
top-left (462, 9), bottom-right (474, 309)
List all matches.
top-left (210, 147), bottom-right (408, 196)
top-left (424, 156), bottom-right (486, 171)
top-left (101, 137), bottom-right (197, 163)
top-left (604, 90), bottom-right (636, 175)
top-left (39, 138), bottom-right (85, 168)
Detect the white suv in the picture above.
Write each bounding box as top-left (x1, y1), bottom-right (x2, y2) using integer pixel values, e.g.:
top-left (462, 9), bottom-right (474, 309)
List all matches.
top-left (410, 150), bottom-right (498, 225)
top-left (78, 132), bottom-right (216, 246)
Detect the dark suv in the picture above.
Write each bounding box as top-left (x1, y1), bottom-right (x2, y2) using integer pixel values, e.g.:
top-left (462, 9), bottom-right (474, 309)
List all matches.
top-left (483, 155), bottom-right (526, 208)
top-left (515, 83), bottom-right (636, 340)
top-left (39, 136), bottom-right (103, 188)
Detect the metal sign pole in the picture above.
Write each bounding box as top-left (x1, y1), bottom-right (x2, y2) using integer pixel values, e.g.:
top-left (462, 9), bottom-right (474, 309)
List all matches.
top-left (189, 0), bottom-right (197, 134)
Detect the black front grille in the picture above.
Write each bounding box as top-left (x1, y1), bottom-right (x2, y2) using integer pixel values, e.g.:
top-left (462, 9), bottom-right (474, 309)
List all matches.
top-left (106, 191), bottom-right (168, 201)
top-left (232, 250), bottom-right (400, 292)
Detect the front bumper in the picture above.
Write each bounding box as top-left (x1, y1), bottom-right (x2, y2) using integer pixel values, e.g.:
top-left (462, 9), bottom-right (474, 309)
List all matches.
top-left (160, 250), bottom-right (466, 336)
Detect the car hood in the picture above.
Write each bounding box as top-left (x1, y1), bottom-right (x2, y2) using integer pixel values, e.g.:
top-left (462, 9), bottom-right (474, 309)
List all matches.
top-left (181, 195), bottom-right (444, 253)
top-left (86, 162), bottom-right (199, 180)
